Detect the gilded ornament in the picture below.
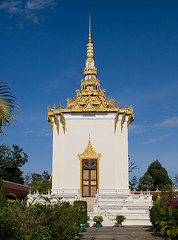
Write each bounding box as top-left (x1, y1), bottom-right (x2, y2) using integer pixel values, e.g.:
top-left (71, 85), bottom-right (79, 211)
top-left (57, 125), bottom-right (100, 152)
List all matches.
top-left (54, 114), bottom-right (60, 134)
top-left (128, 104), bottom-right (132, 110)
top-left (47, 115), bottom-right (53, 132)
top-left (114, 111), bottom-right (119, 131)
top-left (121, 113), bottom-right (126, 131)
top-left (78, 135), bottom-right (101, 159)
top-left (127, 115), bottom-right (132, 130)
top-left (60, 112), bottom-right (66, 131)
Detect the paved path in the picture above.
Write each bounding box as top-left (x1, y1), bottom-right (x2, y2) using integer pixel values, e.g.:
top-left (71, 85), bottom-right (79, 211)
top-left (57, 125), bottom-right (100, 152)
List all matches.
top-left (82, 197), bottom-right (95, 212)
top-left (79, 226), bottom-right (163, 240)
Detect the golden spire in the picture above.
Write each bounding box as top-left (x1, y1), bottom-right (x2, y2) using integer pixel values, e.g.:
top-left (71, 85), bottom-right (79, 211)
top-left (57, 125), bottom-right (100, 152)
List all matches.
top-left (87, 15), bottom-right (93, 60)
top-left (88, 15), bottom-right (92, 43)
top-left (84, 15), bottom-right (97, 79)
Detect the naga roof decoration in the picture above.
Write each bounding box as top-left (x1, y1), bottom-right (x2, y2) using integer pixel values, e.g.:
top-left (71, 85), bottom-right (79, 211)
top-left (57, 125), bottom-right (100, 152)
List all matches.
top-left (48, 16), bottom-right (134, 131)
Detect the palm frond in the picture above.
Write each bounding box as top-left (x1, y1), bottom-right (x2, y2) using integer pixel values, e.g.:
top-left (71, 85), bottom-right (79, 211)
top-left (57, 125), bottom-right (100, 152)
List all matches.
top-left (0, 82), bottom-right (19, 134)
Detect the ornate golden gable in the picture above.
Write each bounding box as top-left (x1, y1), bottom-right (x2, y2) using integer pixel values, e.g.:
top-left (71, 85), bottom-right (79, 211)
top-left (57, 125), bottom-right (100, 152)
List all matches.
top-left (78, 135), bottom-right (101, 160)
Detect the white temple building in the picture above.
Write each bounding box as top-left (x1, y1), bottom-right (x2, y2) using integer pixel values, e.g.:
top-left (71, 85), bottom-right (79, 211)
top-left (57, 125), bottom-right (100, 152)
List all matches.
top-left (45, 17), bottom-right (152, 225)
top-left (48, 17), bottom-right (134, 198)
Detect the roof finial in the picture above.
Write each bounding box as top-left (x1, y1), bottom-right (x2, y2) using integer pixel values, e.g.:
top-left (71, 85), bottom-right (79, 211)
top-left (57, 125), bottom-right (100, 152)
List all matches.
top-left (88, 15), bottom-right (92, 43)
top-left (86, 15), bottom-right (93, 60)
top-left (83, 15), bottom-right (97, 79)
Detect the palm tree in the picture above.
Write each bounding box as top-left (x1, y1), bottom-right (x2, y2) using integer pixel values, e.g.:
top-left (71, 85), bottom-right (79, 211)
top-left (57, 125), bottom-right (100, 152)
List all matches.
top-left (0, 82), bottom-right (19, 135)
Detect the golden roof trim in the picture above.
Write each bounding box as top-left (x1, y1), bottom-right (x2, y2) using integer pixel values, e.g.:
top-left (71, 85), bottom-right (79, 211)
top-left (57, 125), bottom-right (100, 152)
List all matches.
top-left (78, 134), bottom-right (101, 159)
top-left (48, 107), bottom-right (134, 115)
top-left (47, 106), bottom-right (66, 133)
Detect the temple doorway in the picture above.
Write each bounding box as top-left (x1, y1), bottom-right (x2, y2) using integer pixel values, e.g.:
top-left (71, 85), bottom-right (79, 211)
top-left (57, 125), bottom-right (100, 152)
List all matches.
top-left (82, 159), bottom-right (97, 197)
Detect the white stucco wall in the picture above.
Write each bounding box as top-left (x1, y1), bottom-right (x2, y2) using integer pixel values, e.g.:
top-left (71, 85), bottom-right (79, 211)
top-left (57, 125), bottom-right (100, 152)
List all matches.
top-left (52, 112), bottom-right (129, 195)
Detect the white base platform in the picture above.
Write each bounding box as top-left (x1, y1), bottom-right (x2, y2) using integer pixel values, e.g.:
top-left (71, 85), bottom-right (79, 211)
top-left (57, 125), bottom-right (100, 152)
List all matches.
top-left (27, 191), bottom-right (153, 226)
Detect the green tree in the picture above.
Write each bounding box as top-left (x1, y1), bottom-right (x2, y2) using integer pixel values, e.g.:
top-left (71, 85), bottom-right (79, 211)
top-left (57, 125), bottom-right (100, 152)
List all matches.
top-left (0, 144), bottom-right (28, 184)
top-left (128, 155), bottom-right (139, 173)
top-left (30, 171), bottom-right (50, 182)
top-left (138, 160), bottom-right (172, 191)
top-left (0, 178), bottom-right (6, 210)
top-left (30, 171), bottom-right (52, 194)
top-left (129, 176), bottom-right (138, 191)
top-left (173, 174), bottom-right (178, 188)
top-left (138, 174), bottom-right (154, 191)
top-left (0, 82), bottom-right (19, 135)
top-left (128, 155), bottom-right (139, 190)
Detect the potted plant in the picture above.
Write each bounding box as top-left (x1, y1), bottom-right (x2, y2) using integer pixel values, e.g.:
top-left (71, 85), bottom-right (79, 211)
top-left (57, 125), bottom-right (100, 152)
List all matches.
top-left (79, 223), bottom-right (86, 233)
top-left (93, 215), bottom-right (104, 227)
top-left (115, 214), bottom-right (126, 227)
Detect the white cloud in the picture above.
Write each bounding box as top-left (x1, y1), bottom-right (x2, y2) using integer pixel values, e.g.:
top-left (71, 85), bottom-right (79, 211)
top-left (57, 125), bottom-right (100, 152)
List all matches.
top-left (36, 129), bottom-right (52, 137)
top-left (26, 0), bottom-right (55, 10)
top-left (24, 130), bottom-right (33, 137)
top-left (162, 105), bottom-right (178, 113)
top-left (0, 1), bottom-right (22, 13)
top-left (129, 124), bottom-right (142, 130)
top-left (154, 116), bottom-right (178, 127)
top-left (0, 0), bottom-right (56, 24)
top-left (129, 124), bottom-right (148, 133)
top-left (143, 135), bottom-right (168, 144)
top-left (24, 129), bottom-right (52, 137)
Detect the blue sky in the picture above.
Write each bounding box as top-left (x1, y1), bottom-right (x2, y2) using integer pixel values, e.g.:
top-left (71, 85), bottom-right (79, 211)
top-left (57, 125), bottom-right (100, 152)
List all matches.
top-left (0, 0), bottom-right (177, 183)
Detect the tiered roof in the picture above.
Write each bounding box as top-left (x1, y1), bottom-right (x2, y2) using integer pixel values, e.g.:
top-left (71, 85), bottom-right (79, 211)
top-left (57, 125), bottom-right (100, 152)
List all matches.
top-left (48, 17), bottom-right (134, 132)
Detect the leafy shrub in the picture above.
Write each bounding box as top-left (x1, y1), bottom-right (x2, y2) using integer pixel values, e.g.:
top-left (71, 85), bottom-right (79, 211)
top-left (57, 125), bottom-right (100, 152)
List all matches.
top-left (164, 197), bottom-right (178, 208)
top-left (150, 197), bottom-right (164, 228)
top-left (73, 200), bottom-right (87, 223)
top-left (150, 196), bottom-right (178, 240)
top-left (159, 204), bottom-right (178, 240)
top-left (115, 214), bottom-right (126, 224)
top-left (0, 198), bottom-right (84, 240)
top-left (152, 195), bottom-right (159, 203)
top-left (93, 215), bottom-right (103, 223)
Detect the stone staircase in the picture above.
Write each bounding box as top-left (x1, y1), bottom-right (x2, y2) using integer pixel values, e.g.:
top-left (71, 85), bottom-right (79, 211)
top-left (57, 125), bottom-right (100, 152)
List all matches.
top-left (27, 192), bottom-right (153, 226)
top-left (82, 197), bottom-right (95, 212)
top-left (82, 193), bottom-right (153, 226)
